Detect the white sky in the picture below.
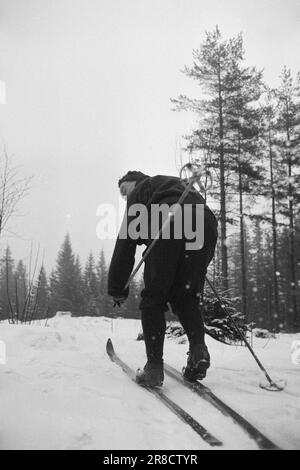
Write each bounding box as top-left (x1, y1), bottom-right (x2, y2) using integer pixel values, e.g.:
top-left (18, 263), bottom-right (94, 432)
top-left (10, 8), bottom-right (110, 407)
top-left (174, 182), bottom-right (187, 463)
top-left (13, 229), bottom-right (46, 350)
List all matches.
top-left (0, 0), bottom-right (299, 273)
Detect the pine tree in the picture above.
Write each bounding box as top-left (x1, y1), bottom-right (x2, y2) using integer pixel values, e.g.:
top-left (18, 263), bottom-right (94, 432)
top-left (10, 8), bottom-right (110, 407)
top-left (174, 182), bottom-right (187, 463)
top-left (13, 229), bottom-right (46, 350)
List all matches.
top-left (275, 68), bottom-right (300, 329)
top-left (49, 268), bottom-right (58, 316)
top-left (50, 234), bottom-right (84, 316)
top-left (172, 27), bottom-right (264, 291)
top-left (83, 252), bottom-right (98, 316)
top-left (14, 260), bottom-right (28, 321)
top-left (0, 246), bottom-right (15, 321)
top-left (277, 224), bottom-right (300, 330)
top-left (96, 249), bottom-right (110, 316)
top-left (234, 219), bottom-right (269, 329)
top-left (73, 255), bottom-right (85, 316)
top-left (226, 66), bottom-right (264, 316)
top-left (31, 265), bottom-right (49, 320)
top-left (260, 90), bottom-right (281, 323)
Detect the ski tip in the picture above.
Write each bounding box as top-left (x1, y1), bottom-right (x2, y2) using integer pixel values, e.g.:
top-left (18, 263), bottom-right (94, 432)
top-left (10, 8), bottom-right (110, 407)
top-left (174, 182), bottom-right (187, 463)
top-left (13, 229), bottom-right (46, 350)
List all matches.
top-left (106, 338), bottom-right (114, 356)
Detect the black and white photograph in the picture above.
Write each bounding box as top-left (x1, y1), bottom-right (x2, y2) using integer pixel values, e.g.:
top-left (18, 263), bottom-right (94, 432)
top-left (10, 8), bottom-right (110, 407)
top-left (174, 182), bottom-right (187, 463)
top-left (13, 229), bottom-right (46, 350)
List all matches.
top-left (0, 0), bottom-right (299, 452)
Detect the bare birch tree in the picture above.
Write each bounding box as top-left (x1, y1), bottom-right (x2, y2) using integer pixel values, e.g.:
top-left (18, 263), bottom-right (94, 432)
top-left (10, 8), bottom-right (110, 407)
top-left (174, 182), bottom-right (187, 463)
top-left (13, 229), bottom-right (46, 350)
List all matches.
top-left (0, 147), bottom-right (32, 240)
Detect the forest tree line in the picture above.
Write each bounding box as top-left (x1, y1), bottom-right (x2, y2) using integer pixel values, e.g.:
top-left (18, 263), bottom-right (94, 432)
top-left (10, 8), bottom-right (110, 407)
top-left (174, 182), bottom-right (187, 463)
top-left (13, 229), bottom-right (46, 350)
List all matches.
top-left (0, 222), bottom-right (299, 333)
top-left (0, 234), bottom-right (141, 323)
top-left (172, 26), bottom-right (300, 332)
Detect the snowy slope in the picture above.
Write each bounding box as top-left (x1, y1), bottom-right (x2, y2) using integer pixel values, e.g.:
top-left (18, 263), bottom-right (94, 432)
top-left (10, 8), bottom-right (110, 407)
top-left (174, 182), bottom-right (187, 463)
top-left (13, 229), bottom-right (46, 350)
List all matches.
top-left (0, 315), bottom-right (299, 450)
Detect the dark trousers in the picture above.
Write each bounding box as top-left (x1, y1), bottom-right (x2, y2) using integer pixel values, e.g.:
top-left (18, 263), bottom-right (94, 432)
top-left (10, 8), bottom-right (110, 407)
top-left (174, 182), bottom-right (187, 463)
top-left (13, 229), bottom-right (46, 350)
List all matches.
top-left (140, 210), bottom-right (218, 364)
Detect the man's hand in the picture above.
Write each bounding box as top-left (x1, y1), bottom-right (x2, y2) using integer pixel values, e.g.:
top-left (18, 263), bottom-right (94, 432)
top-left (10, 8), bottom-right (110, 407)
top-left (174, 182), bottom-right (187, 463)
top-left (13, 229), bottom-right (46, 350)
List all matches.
top-left (109, 286), bottom-right (129, 307)
top-left (113, 295), bottom-right (127, 308)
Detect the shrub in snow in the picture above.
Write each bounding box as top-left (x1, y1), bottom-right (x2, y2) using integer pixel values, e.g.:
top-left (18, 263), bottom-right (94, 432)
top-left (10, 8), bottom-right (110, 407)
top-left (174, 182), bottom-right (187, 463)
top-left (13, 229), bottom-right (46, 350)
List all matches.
top-left (166, 323), bottom-right (185, 337)
top-left (252, 328), bottom-right (276, 339)
top-left (136, 325), bottom-right (187, 342)
top-left (55, 311), bottom-right (72, 318)
top-left (135, 288), bottom-right (250, 346)
top-left (200, 289), bottom-right (248, 345)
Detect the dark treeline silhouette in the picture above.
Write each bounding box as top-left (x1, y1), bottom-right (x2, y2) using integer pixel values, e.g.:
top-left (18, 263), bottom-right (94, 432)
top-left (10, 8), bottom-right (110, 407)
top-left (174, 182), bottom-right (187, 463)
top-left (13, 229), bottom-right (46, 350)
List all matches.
top-left (0, 234), bottom-right (246, 344)
top-left (172, 26), bottom-right (300, 332)
top-left (1, 227), bottom-right (297, 334)
top-left (0, 234), bottom-right (142, 323)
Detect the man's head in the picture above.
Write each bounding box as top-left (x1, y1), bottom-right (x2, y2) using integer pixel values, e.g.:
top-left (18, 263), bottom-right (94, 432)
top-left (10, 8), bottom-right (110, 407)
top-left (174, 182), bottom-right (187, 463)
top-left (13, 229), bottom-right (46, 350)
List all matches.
top-left (118, 171), bottom-right (149, 199)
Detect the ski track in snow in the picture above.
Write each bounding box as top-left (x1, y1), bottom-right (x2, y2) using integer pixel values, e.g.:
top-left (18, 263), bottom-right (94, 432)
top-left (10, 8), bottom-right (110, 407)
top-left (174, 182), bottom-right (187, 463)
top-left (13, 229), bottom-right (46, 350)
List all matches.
top-left (0, 315), bottom-right (299, 450)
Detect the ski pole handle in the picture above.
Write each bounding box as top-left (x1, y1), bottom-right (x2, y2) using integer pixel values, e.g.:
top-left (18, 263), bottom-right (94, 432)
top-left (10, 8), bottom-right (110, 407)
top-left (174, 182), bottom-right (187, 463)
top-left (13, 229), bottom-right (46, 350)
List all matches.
top-left (180, 162), bottom-right (213, 191)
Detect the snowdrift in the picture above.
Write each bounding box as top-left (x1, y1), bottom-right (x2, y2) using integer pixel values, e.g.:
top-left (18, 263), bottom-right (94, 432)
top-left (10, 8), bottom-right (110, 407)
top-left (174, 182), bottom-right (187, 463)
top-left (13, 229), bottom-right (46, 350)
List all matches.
top-left (0, 315), bottom-right (299, 450)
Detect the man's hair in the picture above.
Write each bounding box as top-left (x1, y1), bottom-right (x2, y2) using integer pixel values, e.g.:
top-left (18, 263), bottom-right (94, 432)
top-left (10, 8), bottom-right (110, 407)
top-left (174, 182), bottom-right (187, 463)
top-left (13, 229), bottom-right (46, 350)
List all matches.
top-left (118, 171), bottom-right (149, 188)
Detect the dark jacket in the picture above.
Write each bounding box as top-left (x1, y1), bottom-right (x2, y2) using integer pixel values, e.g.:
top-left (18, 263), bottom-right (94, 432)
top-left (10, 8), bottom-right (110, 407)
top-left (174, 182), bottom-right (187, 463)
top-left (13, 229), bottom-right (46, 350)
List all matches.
top-left (107, 175), bottom-right (214, 297)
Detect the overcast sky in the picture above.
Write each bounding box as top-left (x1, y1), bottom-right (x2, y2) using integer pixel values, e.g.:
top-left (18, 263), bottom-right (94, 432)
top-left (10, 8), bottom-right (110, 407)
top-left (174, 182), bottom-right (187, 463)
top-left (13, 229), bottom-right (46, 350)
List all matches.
top-left (0, 0), bottom-right (299, 273)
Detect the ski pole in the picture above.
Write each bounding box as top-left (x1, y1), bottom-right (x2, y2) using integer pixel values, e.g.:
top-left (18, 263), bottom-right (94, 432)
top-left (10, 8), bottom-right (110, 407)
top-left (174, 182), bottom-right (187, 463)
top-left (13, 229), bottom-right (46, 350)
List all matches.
top-left (205, 276), bottom-right (286, 392)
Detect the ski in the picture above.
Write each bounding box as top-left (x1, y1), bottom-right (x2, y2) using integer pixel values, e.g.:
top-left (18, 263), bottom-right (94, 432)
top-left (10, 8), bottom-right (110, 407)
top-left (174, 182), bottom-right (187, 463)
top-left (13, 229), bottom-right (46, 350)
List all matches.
top-left (106, 339), bottom-right (223, 448)
top-left (164, 363), bottom-right (280, 451)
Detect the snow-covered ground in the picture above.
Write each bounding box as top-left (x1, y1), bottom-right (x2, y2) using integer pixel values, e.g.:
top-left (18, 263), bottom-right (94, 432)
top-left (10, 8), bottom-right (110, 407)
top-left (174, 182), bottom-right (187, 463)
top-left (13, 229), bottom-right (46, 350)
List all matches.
top-left (0, 315), bottom-right (299, 450)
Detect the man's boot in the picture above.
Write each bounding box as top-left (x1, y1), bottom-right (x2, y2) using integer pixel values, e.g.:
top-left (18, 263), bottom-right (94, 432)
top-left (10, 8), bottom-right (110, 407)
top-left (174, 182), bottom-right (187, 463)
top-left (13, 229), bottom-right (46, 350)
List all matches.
top-left (137, 307), bottom-right (166, 387)
top-left (183, 343), bottom-right (210, 381)
top-left (136, 361), bottom-right (164, 387)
